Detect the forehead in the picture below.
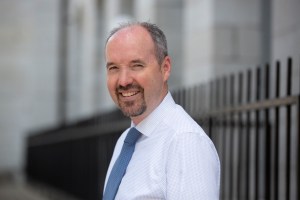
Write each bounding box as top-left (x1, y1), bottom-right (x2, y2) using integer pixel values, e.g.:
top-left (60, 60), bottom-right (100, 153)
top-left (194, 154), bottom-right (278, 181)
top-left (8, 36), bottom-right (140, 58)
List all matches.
top-left (106, 26), bottom-right (155, 54)
top-left (105, 26), bottom-right (155, 62)
top-left (109, 25), bottom-right (152, 41)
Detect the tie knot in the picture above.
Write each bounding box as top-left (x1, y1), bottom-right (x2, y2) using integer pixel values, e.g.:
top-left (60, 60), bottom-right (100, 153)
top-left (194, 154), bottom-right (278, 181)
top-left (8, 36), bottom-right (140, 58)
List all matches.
top-left (124, 127), bottom-right (141, 145)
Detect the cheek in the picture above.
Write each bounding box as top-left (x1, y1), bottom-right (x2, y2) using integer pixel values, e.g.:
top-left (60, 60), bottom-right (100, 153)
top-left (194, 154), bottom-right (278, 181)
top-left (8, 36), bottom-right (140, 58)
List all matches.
top-left (145, 75), bottom-right (164, 95)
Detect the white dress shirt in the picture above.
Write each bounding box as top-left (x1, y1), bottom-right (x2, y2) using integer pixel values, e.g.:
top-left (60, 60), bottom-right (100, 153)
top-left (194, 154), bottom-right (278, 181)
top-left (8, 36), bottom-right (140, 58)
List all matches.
top-left (104, 92), bottom-right (220, 199)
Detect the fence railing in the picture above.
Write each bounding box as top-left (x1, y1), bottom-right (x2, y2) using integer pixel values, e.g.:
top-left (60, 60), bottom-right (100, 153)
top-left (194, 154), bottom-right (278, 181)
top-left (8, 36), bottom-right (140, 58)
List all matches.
top-left (26, 57), bottom-right (300, 200)
top-left (173, 57), bottom-right (300, 200)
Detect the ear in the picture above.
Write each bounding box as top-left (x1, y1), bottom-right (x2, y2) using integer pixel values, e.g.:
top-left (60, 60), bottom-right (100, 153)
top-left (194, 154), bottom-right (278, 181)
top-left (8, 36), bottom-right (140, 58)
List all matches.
top-left (161, 56), bottom-right (171, 82)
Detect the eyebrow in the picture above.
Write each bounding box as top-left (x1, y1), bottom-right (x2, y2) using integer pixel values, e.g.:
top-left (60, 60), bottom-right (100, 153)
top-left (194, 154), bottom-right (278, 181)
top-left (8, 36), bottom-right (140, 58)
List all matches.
top-left (130, 59), bottom-right (146, 65)
top-left (106, 62), bottom-right (115, 69)
top-left (106, 59), bottom-right (146, 68)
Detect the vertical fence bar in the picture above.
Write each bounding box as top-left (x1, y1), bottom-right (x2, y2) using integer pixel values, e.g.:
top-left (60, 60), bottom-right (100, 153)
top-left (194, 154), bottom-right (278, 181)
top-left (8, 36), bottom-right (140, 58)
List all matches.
top-left (192, 85), bottom-right (197, 117)
top-left (221, 76), bottom-right (227, 199)
top-left (212, 80), bottom-right (216, 140)
top-left (208, 81), bottom-right (214, 138)
top-left (195, 85), bottom-right (200, 117)
top-left (229, 74), bottom-right (235, 199)
top-left (188, 87), bottom-right (193, 115)
top-left (255, 67), bottom-right (261, 200)
top-left (274, 61), bottom-right (280, 200)
top-left (182, 88), bottom-right (186, 110)
top-left (187, 87), bottom-right (191, 115)
top-left (237, 72), bottom-right (244, 199)
top-left (245, 69), bottom-right (252, 200)
top-left (215, 78), bottom-right (221, 152)
top-left (201, 84), bottom-right (209, 131)
top-left (265, 63), bottom-right (271, 200)
top-left (199, 84), bottom-right (204, 117)
top-left (190, 86), bottom-right (195, 116)
top-left (286, 58), bottom-right (292, 200)
top-left (216, 78), bottom-right (220, 109)
top-left (210, 80), bottom-right (215, 141)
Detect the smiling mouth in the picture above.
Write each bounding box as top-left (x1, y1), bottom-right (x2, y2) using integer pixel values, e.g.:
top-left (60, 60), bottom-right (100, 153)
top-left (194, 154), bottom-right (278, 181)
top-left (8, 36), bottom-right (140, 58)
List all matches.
top-left (120, 91), bottom-right (139, 97)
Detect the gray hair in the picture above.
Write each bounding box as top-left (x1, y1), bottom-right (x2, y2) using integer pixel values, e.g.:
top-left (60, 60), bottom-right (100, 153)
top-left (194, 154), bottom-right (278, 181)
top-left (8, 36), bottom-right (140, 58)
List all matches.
top-left (105, 21), bottom-right (168, 65)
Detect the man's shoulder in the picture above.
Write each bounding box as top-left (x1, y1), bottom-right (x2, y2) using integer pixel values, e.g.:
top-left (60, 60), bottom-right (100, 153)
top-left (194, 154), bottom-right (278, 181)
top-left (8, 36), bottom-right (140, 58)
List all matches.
top-left (162, 104), bottom-right (203, 134)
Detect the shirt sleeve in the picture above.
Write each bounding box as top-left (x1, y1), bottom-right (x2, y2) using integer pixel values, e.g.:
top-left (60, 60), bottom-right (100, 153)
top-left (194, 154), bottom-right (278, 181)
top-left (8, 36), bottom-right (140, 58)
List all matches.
top-left (166, 131), bottom-right (220, 200)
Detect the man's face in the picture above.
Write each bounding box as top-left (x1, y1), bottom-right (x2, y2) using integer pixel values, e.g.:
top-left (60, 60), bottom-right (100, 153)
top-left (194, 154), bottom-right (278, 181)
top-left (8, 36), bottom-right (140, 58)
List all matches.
top-left (105, 26), bottom-right (171, 124)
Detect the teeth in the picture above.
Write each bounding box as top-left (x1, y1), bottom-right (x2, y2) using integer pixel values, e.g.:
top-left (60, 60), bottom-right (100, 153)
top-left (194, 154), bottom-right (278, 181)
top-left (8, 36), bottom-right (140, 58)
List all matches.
top-left (122, 91), bottom-right (138, 97)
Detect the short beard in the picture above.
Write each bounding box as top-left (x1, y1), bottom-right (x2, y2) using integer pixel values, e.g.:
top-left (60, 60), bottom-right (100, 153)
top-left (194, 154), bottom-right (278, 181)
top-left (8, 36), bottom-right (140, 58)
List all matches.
top-left (120, 100), bottom-right (146, 117)
top-left (116, 84), bottom-right (146, 117)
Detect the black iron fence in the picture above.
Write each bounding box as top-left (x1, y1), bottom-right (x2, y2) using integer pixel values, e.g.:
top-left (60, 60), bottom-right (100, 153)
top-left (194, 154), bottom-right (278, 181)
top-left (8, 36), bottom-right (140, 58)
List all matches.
top-left (26, 57), bottom-right (300, 200)
top-left (26, 110), bottom-right (129, 200)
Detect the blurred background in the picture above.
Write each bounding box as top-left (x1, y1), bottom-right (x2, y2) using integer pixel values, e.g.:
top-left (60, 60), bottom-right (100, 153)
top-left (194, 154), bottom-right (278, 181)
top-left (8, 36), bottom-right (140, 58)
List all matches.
top-left (1, 0), bottom-right (300, 199)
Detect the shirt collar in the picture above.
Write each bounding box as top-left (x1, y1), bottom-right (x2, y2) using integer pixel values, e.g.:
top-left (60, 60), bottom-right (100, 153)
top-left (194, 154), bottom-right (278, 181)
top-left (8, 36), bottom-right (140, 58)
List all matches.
top-left (130, 92), bottom-right (175, 137)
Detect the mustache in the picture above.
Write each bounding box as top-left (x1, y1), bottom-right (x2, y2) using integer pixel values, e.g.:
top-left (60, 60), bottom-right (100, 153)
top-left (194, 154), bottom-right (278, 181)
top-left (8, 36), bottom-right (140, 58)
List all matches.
top-left (117, 84), bottom-right (143, 91)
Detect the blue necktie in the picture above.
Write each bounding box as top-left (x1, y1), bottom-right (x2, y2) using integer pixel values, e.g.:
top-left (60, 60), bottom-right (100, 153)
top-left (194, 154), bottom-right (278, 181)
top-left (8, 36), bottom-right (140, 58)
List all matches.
top-left (103, 127), bottom-right (141, 200)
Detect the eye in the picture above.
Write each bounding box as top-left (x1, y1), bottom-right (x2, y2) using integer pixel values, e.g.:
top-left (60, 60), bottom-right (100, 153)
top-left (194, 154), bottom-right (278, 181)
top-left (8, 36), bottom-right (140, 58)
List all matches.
top-left (107, 65), bottom-right (119, 72)
top-left (132, 63), bottom-right (144, 70)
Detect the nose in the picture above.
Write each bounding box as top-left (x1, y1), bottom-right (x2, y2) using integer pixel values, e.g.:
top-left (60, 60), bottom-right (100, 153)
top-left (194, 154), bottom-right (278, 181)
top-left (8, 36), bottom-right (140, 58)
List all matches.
top-left (118, 69), bottom-right (133, 87)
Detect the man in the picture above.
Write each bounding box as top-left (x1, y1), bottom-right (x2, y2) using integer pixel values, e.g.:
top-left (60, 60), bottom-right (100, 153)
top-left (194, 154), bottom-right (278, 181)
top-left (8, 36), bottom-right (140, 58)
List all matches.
top-left (103, 21), bottom-right (220, 199)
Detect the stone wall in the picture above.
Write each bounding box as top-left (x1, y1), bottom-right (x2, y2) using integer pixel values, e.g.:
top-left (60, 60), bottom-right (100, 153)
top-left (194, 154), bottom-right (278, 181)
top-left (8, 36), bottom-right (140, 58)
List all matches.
top-left (0, 0), bottom-right (60, 178)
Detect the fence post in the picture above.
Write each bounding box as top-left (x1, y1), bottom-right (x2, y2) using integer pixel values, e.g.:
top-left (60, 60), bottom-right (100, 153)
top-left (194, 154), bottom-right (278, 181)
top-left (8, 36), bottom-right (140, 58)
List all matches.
top-left (274, 60), bottom-right (280, 200)
top-left (245, 69), bottom-right (252, 200)
top-left (265, 63), bottom-right (271, 200)
top-left (237, 72), bottom-right (244, 199)
top-left (255, 67), bottom-right (261, 200)
top-left (229, 74), bottom-right (235, 199)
